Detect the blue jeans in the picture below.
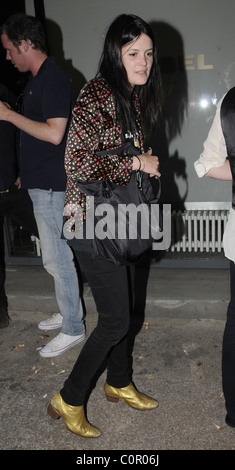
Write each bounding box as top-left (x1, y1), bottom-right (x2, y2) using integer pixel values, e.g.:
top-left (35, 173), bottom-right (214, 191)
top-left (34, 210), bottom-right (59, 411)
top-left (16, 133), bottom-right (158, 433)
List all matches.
top-left (28, 189), bottom-right (84, 336)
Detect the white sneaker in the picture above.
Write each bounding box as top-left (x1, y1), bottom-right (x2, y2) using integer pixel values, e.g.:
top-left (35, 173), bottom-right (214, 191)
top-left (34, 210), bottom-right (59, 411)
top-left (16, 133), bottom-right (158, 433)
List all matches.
top-left (39, 331), bottom-right (85, 357)
top-left (38, 313), bottom-right (63, 331)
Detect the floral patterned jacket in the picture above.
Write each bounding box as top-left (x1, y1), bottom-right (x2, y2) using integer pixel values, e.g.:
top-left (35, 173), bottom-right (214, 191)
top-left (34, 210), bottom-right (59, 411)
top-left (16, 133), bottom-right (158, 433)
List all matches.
top-left (64, 77), bottom-right (144, 227)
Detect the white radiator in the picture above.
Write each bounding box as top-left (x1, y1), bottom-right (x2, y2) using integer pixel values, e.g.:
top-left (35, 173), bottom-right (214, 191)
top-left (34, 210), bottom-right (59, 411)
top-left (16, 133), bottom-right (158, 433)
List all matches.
top-left (170, 203), bottom-right (231, 253)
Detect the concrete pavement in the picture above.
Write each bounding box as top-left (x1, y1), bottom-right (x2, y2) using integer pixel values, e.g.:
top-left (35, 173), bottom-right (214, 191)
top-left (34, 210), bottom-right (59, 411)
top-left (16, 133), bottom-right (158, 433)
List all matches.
top-left (1, 264), bottom-right (234, 455)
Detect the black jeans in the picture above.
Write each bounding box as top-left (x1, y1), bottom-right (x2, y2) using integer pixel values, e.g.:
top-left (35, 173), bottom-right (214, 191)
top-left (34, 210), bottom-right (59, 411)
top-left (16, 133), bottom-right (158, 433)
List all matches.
top-left (60, 249), bottom-right (135, 406)
top-left (222, 261), bottom-right (235, 420)
top-left (0, 186), bottom-right (38, 309)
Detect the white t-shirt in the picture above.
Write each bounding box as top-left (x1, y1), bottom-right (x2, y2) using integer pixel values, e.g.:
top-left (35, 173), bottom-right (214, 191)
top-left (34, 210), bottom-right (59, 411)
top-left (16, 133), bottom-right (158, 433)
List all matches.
top-left (194, 96), bottom-right (235, 262)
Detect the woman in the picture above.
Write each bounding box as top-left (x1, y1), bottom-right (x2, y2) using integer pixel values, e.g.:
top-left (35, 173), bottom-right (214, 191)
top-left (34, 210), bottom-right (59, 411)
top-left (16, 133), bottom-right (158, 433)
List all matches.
top-left (48, 14), bottom-right (162, 438)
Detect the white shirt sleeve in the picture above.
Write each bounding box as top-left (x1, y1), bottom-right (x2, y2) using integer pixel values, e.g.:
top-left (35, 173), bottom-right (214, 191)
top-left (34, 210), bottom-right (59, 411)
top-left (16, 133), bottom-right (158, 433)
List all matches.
top-left (194, 98), bottom-right (228, 177)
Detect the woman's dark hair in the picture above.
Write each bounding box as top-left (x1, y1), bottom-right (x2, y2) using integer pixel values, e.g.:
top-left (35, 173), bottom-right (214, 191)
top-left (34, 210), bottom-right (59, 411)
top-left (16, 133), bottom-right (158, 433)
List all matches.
top-left (1, 13), bottom-right (47, 53)
top-left (97, 14), bottom-right (163, 137)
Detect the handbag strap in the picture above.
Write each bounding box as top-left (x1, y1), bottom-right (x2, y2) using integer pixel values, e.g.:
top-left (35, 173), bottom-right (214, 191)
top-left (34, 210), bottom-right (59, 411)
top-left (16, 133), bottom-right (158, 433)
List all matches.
top-left (95, 140), bottom-right (138, 157)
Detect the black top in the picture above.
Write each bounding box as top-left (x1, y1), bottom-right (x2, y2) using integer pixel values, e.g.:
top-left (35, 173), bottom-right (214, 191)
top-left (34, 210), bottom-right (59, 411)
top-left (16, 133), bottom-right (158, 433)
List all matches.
top-left (20, 56), bottom-right (73, 191)
top-left (0, 83), bottom-right (17, 191)
top-left (221, 86), bottom-right (235, 208)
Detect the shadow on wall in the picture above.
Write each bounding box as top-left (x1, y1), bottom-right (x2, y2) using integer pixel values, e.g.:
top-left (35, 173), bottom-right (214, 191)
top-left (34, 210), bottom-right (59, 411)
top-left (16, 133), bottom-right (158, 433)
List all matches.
top-left (148, 21), bottom-right (188, 212)
top-left (46, 19), bottom-right (86, 102)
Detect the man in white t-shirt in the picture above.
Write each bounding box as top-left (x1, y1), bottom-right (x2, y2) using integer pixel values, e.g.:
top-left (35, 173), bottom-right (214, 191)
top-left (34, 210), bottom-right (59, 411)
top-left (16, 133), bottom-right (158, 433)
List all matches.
top-left (195, 88), bottom-right (235, 428)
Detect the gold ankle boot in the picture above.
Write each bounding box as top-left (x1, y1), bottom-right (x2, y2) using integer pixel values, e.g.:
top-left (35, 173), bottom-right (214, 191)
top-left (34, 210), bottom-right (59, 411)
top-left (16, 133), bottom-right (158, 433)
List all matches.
top-left (48, 392), bottom-right (101, 438)
top-left (104, 382), bottom-right (158, 410)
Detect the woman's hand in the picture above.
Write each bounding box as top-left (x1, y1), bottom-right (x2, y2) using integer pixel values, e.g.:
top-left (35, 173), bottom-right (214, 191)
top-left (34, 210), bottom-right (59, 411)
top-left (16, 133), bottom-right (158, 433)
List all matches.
top-left (132, 148), bottom-right (161, 177)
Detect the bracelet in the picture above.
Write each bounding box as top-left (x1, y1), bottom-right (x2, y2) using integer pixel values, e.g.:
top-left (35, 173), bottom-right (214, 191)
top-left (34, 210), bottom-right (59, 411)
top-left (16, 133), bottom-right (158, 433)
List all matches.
top-left (136, 155), bottom-right (142, 171)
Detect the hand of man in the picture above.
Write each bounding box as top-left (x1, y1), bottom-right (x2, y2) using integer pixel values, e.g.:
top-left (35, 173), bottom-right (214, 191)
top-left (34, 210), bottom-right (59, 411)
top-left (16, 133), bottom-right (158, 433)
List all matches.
top-left (0, 100), bottom-right (11, 120)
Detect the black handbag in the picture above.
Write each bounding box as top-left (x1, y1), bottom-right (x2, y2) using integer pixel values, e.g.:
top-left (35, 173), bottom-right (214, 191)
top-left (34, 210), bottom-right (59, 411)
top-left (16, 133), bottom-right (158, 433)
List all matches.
top-left (77, 141), bottom-right (162, 266)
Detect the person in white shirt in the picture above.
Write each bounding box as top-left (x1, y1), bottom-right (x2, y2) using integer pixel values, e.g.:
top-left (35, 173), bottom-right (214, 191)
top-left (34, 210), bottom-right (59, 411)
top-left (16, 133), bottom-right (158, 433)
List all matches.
top-left (194, 88), bottom-right (235, 428)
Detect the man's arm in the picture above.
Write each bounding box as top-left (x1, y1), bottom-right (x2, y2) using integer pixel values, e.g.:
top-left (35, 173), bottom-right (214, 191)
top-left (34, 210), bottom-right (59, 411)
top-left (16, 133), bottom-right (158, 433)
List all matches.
top-left (205, 159), bottom-right (232, 180)
top-left (194, 97), bottom-right (230, 180)
top-left (0, 100), bottom-right (68, 145)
